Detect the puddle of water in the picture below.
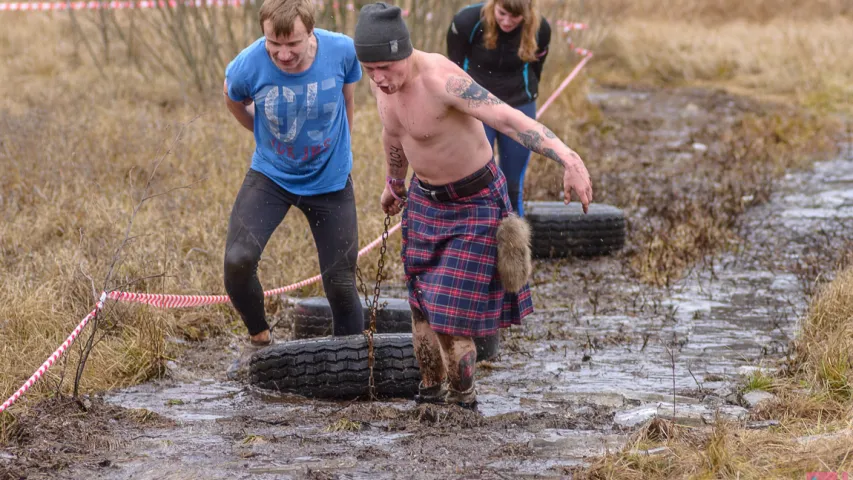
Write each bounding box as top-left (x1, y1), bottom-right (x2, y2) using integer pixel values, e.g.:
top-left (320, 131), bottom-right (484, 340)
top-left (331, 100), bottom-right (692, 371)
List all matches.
top-left (486, 458), bottom-right (585, 477)
top-left (528, 429), bottom-right (626, 456)
top-left (483, 149), bottom-right (853, 413)
top-left (485, 430), bottom-right (625, 477)
top-left (587, 91), bottom-right (650, 102)
top-left (776, 165), bottom-right (853, 224)
top-left (107, 379), bottom-right (244, 421)
top-left (247, 456), bottom-right (358, 475)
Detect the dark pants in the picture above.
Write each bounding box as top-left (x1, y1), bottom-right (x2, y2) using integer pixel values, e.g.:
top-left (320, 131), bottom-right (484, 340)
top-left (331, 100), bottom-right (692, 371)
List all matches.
top-left (483, 100), bottom-right (537, 216)
top-left (223, 169), bottom-right (362, 336)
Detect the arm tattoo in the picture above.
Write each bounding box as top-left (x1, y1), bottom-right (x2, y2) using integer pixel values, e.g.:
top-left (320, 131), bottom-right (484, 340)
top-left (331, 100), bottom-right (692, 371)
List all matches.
top-left (517, 129), bottom-right (566, 167)
top-left (445, 75), bottom-right (505, 108)
top-left (542, 125), bottom-right (557, 139)
top-left (542, 148), bottom-right (563, 165)
top-left (517, 129), bottom-right (543, 152)
top-left (389, 145), bottom-right (405, 168)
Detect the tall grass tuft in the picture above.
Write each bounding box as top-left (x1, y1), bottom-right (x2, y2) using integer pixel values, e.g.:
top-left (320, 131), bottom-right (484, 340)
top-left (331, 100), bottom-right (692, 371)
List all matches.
top-left (792, 266), bottom-right (853, 403)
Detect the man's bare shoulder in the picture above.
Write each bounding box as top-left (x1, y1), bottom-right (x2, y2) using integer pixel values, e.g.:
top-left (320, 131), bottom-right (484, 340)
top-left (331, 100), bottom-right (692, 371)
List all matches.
top-left (418, 52), bottom-right (466, 95)
top-left (417, 51), bottom-right (505, 109)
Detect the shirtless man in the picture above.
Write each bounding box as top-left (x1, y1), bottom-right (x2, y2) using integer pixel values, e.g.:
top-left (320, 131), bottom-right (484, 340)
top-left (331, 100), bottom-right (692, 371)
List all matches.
top-left (354, 2), bottom-right (593, 409)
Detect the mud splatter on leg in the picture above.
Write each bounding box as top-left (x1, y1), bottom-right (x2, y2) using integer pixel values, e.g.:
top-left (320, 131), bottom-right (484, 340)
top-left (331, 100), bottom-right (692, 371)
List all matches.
top-left (411, 307), bottom-right (445, 388)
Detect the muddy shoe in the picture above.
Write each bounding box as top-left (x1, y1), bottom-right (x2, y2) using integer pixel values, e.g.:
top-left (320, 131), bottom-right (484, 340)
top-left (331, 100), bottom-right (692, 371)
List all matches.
top-left (414, 381), bottom-right (447, 405)
top-left (446, 385), bottom-right (478, 411)
top-left (226, 336), bottom-right (273, 381)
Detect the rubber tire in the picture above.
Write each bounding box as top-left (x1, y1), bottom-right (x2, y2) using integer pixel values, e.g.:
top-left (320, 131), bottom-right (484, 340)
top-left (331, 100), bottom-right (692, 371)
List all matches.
top-left (249, 333), bottom-right (420, 399)
top-left (290, 296), bottom-right (500, 362)
top-left (291, 297), bottom-right (412, 339)
top-left (525, 201), bottom-right (626, 258)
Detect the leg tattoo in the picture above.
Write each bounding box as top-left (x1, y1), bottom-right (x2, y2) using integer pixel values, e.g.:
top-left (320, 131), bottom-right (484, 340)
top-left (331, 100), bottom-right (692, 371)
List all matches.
top-left (437, 334), bottom-right (477, 394)
top-left (438, 334), bottom-right (478, 409)
top-left (456, 350), bottom-right (476, 391)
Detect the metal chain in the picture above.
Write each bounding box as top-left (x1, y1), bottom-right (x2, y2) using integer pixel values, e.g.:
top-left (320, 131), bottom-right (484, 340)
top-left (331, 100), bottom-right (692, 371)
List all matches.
top-left (365, 214), bottom-right (392, 400)
top-left (355, 264), bottom-right (369, 307)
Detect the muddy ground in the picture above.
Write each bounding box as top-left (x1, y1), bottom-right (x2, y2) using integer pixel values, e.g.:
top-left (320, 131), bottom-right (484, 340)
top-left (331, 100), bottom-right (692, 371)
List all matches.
top-left (2, 86), bottom-right (851, 480)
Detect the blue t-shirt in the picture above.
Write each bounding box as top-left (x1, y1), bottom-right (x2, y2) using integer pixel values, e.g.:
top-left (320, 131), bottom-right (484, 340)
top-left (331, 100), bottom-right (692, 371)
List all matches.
top-left (225, 29), bottom-right (362, 196)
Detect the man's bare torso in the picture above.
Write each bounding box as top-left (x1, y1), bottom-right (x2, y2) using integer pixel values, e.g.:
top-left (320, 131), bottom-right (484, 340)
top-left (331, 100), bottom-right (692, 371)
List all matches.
top-left (374, 52), bottom-right (493, 185)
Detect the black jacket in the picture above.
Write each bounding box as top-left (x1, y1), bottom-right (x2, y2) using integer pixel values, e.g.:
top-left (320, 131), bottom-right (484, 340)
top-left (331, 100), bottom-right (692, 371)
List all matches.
top-left (447, 3), bottom-right (551, 107)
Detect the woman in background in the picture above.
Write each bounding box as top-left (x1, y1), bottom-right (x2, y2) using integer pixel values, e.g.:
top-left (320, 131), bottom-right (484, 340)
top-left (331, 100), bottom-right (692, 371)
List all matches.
top-left (447, 0), bottom-right (551, 216)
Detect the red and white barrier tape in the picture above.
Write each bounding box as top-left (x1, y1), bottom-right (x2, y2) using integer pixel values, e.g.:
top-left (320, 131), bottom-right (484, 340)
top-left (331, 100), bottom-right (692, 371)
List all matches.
top-left (0, 1), bottom-right (413, 13)
top-left (0, 0), bottom-right (402, 10)
top-left (0, 293), bottom-right (107, 413)
top-left (0, 1), bottom-right (364, 12)
top-left (0, 0), bottom-right (245, 10)
top-left (536, 46), bottom-right (593, 119)
top-left (555, 20), bottom-right (588, 32)
top-left (109, 221), bottom-right (400, 308)
top-left (0, 222), bottom-right (400, 413)
top-left (0, 0), bottom-right (576, 21)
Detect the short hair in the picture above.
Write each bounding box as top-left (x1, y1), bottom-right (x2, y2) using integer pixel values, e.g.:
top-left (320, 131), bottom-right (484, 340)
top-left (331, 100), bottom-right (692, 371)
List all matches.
top-left (259, 0), bottom-right (316, 38)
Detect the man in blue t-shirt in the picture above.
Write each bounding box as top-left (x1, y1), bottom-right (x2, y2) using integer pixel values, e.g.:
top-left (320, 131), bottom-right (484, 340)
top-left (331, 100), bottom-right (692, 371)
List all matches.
top-left (222, 0), bottom-right (363, 379)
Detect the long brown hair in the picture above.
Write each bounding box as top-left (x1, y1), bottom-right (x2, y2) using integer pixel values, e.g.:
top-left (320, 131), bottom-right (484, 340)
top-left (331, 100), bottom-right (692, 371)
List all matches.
top-left (482, 0), bottom-right (541, 63)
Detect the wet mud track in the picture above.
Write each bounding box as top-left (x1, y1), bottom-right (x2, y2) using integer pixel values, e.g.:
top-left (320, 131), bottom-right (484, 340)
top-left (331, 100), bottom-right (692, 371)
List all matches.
top-left (5, 87), bottom-right (851, 479)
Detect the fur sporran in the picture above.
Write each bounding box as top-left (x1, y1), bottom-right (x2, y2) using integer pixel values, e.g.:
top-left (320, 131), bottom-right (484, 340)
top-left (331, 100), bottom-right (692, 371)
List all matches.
top-left (496, 213), bottom-right (532, 293)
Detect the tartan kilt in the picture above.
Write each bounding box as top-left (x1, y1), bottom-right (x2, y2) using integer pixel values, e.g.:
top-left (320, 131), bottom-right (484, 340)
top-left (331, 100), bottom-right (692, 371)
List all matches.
top-left (400, 159), bottom-right (534, 337)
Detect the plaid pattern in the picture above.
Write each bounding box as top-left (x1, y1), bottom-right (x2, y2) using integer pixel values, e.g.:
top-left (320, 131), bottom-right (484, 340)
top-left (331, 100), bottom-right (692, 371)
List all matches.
top-left (401, 159), bottom-right (534, 337)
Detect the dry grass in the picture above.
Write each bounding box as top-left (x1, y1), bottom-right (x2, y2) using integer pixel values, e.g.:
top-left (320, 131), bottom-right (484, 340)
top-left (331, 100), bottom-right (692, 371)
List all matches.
top-left (586, 0), bottom-right (852, 22)
top-left (574, 417), bottom-right (853, 479)
top-left (0, 0), bottom-right (850, 416)
top-left (791, 266), bottom-right (853, 404)
top-left (539, 0), bottom-right (853, 113)
top-left (589, 18), bottom-right (853, 112)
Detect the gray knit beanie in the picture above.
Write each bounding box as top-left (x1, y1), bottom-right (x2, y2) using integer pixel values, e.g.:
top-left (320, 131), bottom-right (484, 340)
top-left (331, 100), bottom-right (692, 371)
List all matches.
top-left (354, 2), bottom-right (413, 62)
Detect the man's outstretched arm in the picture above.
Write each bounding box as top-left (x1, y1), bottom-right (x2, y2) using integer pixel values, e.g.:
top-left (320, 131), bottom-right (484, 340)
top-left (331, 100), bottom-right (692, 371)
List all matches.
top-left (440, 73), bottom-right (592, 211)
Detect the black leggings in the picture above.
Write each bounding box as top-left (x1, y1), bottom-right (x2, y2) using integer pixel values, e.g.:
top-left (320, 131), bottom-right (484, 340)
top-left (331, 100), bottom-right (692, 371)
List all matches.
top-left (224, 169), bottom-right (363, 336)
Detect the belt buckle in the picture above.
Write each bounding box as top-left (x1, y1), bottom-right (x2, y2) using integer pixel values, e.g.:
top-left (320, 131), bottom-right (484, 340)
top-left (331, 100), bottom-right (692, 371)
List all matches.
top-left (419, 184), bottom-right (440, 201)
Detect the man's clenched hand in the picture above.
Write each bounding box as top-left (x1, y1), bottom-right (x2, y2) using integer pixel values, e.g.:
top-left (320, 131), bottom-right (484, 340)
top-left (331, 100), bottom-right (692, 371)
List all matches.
top-left (381, 184), bottom-right (406, 216)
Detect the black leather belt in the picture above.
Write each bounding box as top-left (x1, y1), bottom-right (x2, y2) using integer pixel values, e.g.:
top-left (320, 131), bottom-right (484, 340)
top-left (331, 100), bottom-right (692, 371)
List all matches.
top-left (417, 165), bottom-right (494, 202)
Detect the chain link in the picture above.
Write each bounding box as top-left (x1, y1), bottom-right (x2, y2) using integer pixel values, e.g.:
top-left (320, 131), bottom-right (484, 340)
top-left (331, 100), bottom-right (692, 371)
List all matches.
top-left (355, 264), bottom-right (369, 307)
top-left (364, 214), bottom-right (392, 400)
